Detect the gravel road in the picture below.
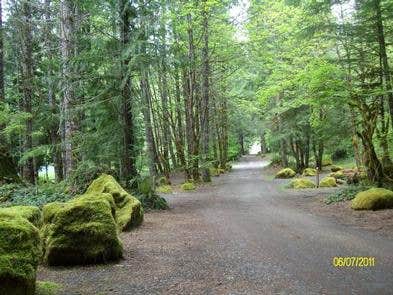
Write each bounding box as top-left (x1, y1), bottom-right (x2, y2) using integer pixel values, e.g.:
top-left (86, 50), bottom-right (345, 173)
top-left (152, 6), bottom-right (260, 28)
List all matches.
top-left (38, 155), bottom-right (393, 295)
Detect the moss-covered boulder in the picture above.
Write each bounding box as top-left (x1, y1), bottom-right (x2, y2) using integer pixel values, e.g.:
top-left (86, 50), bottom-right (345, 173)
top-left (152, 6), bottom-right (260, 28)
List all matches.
top-left (181, 182), bottom-right (196, 191)
top-left (322, 157), bottom-right (333, 166)
top-left (0, 214), bottom-right (41, 295)
top-left (302, 168), bottom-right (317, 176)
top-left (319, 176), bottom-right (337, 188)
top-left (275, 168), bottom-right (296, 179)
top-left (351, 188), bottom-right (393, 210)
top-left (289, 178), bottom-right (315, 189)
top-left (41, 198), bottom-right (123, 266)
top-left (209, 167), bottom-right (221, 177)
top-left (156, 185), bottom-right (172, 194)
top-left (329, 170), bottom-right (345, 180)
top-left (330, 165), bottom-right (343, 172)
top-left (0, 206), bottom-right (42, 228)
top-left (86, 174), bottom-right (143, 231)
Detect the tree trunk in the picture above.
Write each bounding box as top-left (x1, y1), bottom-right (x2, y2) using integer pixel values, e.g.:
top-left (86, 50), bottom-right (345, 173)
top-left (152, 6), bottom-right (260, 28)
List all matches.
top-left (20, 1), bottom-right (35, 184)
top-left (119, 0), bottom-right (137, 180)
top-left (60, 0), bottom-right (76, 179)
top-left (200, 1), bottom-right (211, 182)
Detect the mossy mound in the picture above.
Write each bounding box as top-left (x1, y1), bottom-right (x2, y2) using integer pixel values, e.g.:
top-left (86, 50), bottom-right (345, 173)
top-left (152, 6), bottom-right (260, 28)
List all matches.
top-left (35, 281), bottom-right (62, 295)
top-left (302, 168), bottom-right (317, 176)
top-left (330, 165), bottom-right (343, 172)
top-left (351, 188), bottom-right (393, 210)
top-left (289, 178), bottom-right (315, 189)
top-left (0, 214), bottom-right (41, 295)
top-left (156, 185), bottom-right (172, 194)
top-left (157, 176), bottom-right (170, 185)
top-left (209, 167), bottom-right (221, 177)
top-left (275, 168), bottom-right (296, 179)
top-left (41, 199), bottom-right (123, 266)
top-left (181, 182), bottom-right (196, 191)
top-left (329, 170), bottom-right (345, 180)
top-left (322, 158), bottom-right (333, 166)
top-left (86, 174), bottom-right (143, 231)
top-left (319, 177), bottom-right (337, 188)
top-left (0, 206), bottom-right (42, 227)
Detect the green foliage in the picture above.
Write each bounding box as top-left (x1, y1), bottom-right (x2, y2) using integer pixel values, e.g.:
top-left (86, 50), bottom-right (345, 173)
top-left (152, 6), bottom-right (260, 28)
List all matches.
top-left (325, 185), bottom-right (372, 204)
top-left (156, 185), bottom-right (173, 194)
top-left (35, 281), bottom-right (62, 295)
top-left (132, 176), bottom-right (168, 210)
top-left (330, 165), bottom-right (343, 172)
top-left (0, 206), bottom-right (42, 227)
top-left (351, 188), bottom-right (393, 210)
top-left (0, 183), bottom-right (69, 208)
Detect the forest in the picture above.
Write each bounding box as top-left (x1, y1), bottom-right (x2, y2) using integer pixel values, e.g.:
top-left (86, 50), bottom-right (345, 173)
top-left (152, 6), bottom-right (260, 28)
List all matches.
top-left (1, 0), bottom-right (393, 294)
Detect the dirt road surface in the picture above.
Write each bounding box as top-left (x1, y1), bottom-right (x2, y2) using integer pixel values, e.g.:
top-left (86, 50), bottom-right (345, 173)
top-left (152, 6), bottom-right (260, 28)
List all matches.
top-left (38, 155), bottom-right (393, 294)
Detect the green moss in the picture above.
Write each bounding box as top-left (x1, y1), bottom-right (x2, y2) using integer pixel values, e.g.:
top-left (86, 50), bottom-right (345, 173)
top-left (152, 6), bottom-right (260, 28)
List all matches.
top-left (322, 157), bottom-right (333, 166)
top-left (275, 168), bottom-right (296, 179)
top-left (302, 168), bottom-right (316, 176)
top-left (319, 176), bottom-right (337, 188)
top-left (0, 215), bottom-right (41, 295)
top-left (156, 185), bottom-right (172, 194)
top-left (41, 199), bottom-right (123, 266)
top-left (0, 206), bottom-right (42, 227)
top-left (157, 176), bottom-right (170, 185)
top-left (289, 178), bottom-right (315, 189)
top-left (329, 170), bottom-right (345, 180)
top-left (330, 165), bottom-right (343, 172)
top-left (35, 281), bottom-right (62, 295)
top-left (181, 182), bottom-right (196, 191)
top-left (351, 188), bottom-right (393, 210)
top-left (85, 174), bottom-right (143, 231)
top-left (209, 167), bottom-right (221, 177)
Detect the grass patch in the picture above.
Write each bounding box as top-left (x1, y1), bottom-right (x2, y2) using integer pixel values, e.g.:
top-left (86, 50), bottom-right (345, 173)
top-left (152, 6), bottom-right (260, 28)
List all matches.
top-left (35, 281), bottom-right (62, 295)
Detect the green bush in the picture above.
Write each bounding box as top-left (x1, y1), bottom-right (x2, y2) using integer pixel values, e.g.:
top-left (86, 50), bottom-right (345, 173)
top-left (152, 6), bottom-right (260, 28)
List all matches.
top-left (181, 182), bottom-right (196, 191)
top-left (35, 281), bottom-right (62, 295)
top-left (132, 176), bottom-right (168, 210)
top-left (156, 185), bottom-right (172, 194)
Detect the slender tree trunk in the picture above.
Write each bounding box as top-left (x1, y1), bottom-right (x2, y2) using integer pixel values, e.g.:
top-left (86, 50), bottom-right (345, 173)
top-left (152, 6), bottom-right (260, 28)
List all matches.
top-left (60, 0), bottom-right (76, 179)
top-left (119, 0), bottom-right (137, 180)
top-left (201, 1), bottom-right (211, 182)
top-left (20, 1), bottom-right (35, 183)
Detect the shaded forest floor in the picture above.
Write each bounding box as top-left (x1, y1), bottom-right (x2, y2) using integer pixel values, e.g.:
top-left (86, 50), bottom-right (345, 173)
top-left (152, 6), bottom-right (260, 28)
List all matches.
top-left (38, 155), bottom-right (393, 294)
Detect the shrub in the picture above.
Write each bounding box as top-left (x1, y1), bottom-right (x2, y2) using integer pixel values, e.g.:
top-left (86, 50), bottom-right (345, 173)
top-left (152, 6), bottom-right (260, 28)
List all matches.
top-left (351, 188), bottom-right (393, 210)
top-left (209, 167), bottom-right (221, 177)
top-left (0, 214), bottom-right (41, 295)
top-left (132, 176), bottom-right (168, 210)
top-left (181, 182), bottom-right (196, 191)
top-left (319, 177), bottom-right (337, 188)
top-left (302, 168), bottom-right (317, 176)
top-left (41, 198), bottom-right (123, 266)
top-left (288, 178), bottom-right (315, 189)
top-left (275, 168), bottom-right (296, 179)
top-left (332, 149), bottom-right (348, 161)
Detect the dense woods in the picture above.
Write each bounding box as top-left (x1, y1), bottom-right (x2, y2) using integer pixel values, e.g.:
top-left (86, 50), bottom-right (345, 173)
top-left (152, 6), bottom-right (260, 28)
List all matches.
top-left (1, 0), bottom-right (393, 196)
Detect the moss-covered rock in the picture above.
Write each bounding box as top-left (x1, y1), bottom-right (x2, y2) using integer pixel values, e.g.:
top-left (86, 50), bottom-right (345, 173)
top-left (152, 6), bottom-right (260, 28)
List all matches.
top-left (209, 167), bottom-right (221, 177)
top-left (35, 281), bottom-right (62, 295)
top-left (322, 158), bottom-right (333, 166)
top-left (329, 170), bottom-right (346, 180)
top-left (181, 182), bottom-right (196, 191)
top-left (86, 174), bottom-right (143, 231)
top-left (41, 199), bottom-right (123, 266)
top-left (289, 178), bottom-right (315, 189)
top-left (157, 176), bottom-right (170, 185)
top-left (0, 206), bottom-right (42, 228)
top-left (302, 168), bottom-right (317, 176)
top-left (275, 168), bottom-right (296, 179)
top-left (0, 214), bottom-right (41, 295)
top-left (156, 185), bottom-right (172, 194)
top-left (330, 165), bottom-right (343, 172)
top-left (351, 188), bottom-right (393, 210)
top-left (319, 176), bottom-right (337, 188)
